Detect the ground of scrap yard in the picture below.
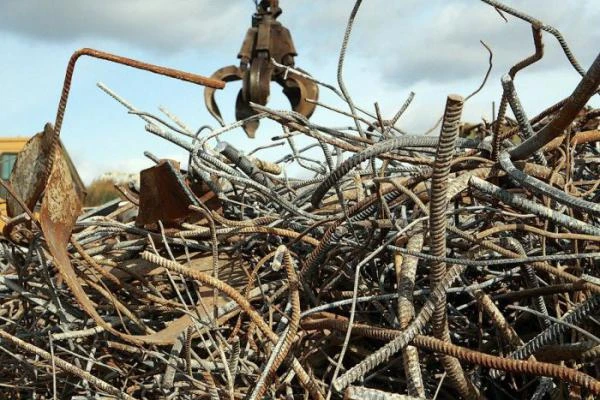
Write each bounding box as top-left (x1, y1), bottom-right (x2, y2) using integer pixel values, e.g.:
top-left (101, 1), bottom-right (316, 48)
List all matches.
top-left (0, 1), bottom-right (599, 399)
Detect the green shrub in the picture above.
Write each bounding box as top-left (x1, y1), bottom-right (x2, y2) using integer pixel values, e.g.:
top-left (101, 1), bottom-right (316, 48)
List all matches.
top-left (85, 179), bottom-right (120, 207)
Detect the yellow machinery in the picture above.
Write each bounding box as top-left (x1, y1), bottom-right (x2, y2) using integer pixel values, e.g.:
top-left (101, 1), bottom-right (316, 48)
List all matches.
top-left (0, 138), bottom-right (29, 229)
top-left (0, 137), bottom-right (82, 229)
top-left (0, 138), bottom-right (28, 179)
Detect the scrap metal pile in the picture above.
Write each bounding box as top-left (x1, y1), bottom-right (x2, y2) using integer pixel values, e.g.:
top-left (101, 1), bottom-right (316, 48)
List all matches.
top-left (1, 0), bottom-right (600, 399)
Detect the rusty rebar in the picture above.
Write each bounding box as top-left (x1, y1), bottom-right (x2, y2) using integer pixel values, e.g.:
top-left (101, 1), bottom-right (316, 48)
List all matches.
top-left (2, 3), bottom-right (599, 398)
top-left (428, 94), bottom-right (478, 399)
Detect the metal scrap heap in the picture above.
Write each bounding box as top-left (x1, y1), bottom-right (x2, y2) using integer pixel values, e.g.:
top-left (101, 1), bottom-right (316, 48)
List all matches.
top-left (0, 0), bottom-right (599, 399)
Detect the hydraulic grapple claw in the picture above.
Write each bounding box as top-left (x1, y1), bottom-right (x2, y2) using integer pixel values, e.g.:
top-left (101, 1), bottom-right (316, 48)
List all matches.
top-left (204, 0), bottom-right (318, 138)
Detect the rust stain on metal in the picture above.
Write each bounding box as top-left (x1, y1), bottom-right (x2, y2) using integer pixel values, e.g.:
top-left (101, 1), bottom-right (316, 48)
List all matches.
top-left (42, 151), bottom-right (84, 226)
top-left (7, 123), bottom-right (54, 217)
top-left (38, 148), bottom-right (80, 243)
top-left (136, 159), bottom-right (210, 229)
top-left (39, 153), bottom-right (203, 346)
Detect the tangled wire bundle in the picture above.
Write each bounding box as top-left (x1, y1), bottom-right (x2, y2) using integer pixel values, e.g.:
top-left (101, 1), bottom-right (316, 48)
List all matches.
top-left (0, 1), bottom-right (599, 399)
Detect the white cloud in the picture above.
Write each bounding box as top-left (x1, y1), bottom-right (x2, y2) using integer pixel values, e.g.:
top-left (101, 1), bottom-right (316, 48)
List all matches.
top-left (0, 0), bottom-right (248, 52)
top-left (1, 0), bottom-right (597, 85)
top-left (288, 0), bottom-right (600, 86)
top-left (1, 0), bottom-right (599, 183)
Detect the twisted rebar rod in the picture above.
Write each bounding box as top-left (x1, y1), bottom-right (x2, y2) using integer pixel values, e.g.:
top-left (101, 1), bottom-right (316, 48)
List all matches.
top-left (302, 317), bottom-right (600, 395)
top-left (492, 24), bottom-right (544, 161)
top-left (311, 135), bottom-right (486, 208)
top-left (469, 176), bottom-right (600, 236)
top-left (499, 151), bottom-right (600, 216)
top-left (395, 228), bottom-right (426, 398)
top-left (510, 52), bottom-right (600, 160)
top-left (141, 251), bottom-right (325, 400)
top-left (427, 95), bottom-right (478, 399)
top-left (337, 0), bottom-right (366, 138)
top-left (502, 237), bottom-right (551, 329)
top-left (247, 246), bottom-right (301, 400)
top-left (481, 0), bottom-right (591, 80)
top-left (332, 265), bottom-right (466, 392)
top-left (500, 74), bottom-right (546, 165)
top-left (509, 295), bottom-right (600, 361)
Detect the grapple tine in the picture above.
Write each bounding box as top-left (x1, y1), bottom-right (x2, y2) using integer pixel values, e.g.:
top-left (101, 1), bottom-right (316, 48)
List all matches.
top-left (246, 57), bottom-right (272, 105)
top-left (235, 90), bottom-right (260, 138)
top-left (204, 65), bottom-right (243, 126)
top-left (278, 68), bottom-right (319, 120)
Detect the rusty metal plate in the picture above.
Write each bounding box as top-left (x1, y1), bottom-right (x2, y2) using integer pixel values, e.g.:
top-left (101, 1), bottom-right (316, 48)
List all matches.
top-left (40, 149), bottom-right (84, 247)
top-left (39, 149), bottom-right (89, 340)
top-left (39, 151), bottom-right (220, 346)
top-left (7, 123), bottom-right (54, 217)
top-left (135, 160), bottom-right (201, 228)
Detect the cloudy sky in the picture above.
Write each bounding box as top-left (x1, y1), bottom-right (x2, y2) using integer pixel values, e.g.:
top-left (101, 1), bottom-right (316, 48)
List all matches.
top-left (0, 0), bottom-right (598, 183)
